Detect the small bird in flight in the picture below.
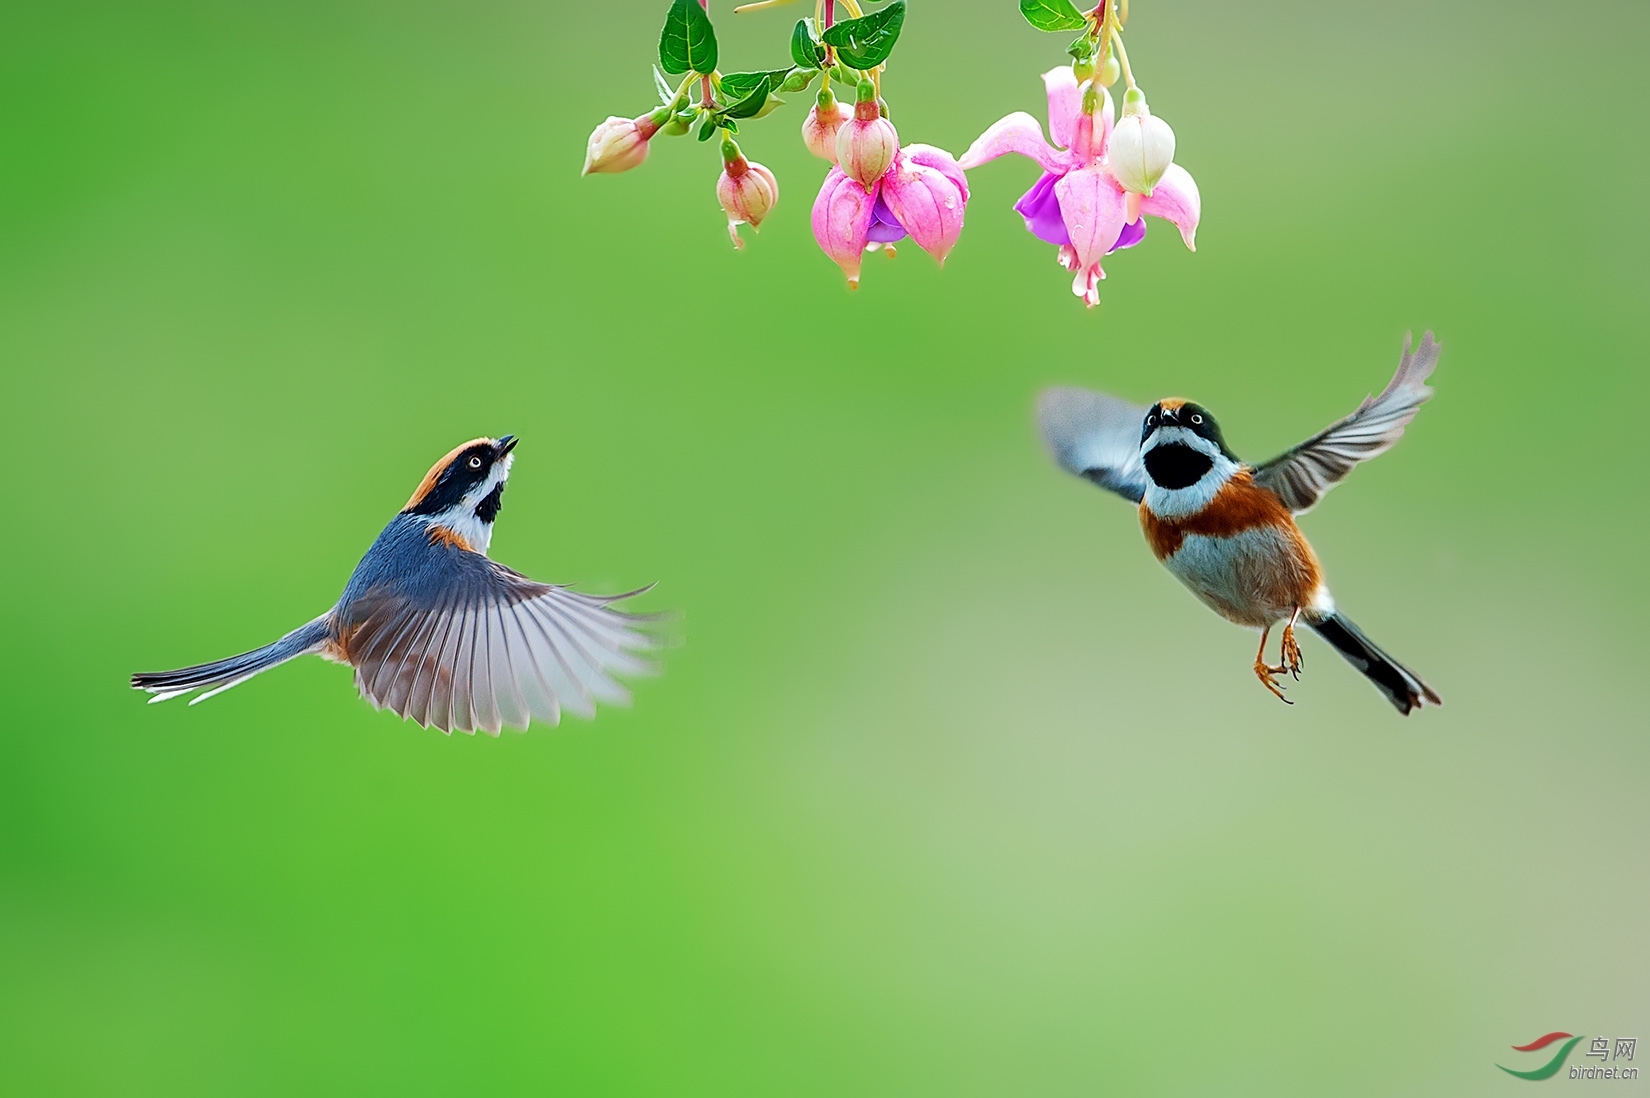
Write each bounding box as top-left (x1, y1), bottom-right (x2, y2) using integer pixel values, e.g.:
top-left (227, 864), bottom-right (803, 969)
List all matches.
top-left (133, 436), bottom-right (660, 734)
top-left (1037, 334), bottom-right (1442, 713)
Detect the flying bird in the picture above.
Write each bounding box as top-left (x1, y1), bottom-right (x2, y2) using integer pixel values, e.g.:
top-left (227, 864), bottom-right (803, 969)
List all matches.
top-left (1037, 334), bottom-right (1442, 713)
top-left (133, 436), bottom-right (660, 734)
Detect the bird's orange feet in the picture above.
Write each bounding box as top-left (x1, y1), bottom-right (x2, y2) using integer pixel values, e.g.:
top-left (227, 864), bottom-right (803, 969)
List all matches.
top-left (1280, 616), bottom-right (1303, 681)
top-left (1253, 625), bottom-right (1294, 705)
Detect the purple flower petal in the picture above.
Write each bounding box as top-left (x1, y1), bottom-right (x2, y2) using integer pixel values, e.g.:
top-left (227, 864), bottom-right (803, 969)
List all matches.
top-left (866, 193), bottom-right (909, 243)
top-left (1107, 217), bottom-right (1146, 254)
top-left (1013, 171), bottom-right (1069, 246)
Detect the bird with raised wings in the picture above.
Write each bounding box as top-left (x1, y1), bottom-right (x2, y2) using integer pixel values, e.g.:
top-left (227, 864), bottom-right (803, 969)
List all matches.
top-left (133, 436), bottom-right (660, 734)
top-left (1037, 334), bottom-right (1442, 713)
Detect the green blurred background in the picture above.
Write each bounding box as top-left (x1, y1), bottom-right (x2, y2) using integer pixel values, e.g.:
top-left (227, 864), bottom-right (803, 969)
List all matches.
top-left (3, 0), bottom-right (1646, 1093)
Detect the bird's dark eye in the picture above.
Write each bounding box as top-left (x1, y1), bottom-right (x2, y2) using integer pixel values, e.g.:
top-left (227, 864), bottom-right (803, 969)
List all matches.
top-left (468, 456), bottom-right (483, 469)
top-left (1190, 413), bottom-right (1204, 425)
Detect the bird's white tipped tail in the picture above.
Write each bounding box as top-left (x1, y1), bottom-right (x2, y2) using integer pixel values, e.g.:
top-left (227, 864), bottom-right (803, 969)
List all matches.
top-left (132, 616), bottom-right (332, 704)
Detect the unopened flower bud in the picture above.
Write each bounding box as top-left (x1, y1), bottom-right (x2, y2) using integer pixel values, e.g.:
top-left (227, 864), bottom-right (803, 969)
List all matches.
top-left (802, 90), bottom-right (854, 161)
top-left (662, 114), bottom-right (692, 137)
top-left (835, 82), bottom-right (899, 189)
top-left (1108, 89), bottom-right (1175, 195)
top-left (1097, 53), bottom-right (1121, 87)
top-left (717, 151), bottom-right (778, 250)
top-left (780, 70), bottom-right (814, 93)
top-left (581, 112), bottom-right (662, 176)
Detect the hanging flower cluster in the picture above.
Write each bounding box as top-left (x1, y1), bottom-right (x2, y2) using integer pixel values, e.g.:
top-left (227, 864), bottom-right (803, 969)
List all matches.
top-left (963, 0), bottom-right (1199, 306)
top-left (581, 0), bottom-right (1197, 307)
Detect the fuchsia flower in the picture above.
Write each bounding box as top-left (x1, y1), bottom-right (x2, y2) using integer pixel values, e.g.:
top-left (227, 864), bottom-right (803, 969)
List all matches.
top-left (835, 86), bottom-right (900, 190)
top-left (960, 67), bottom-right (1200, 307)
top-left (581, 113), bottom-right (661, 176)
top-left (811, 144), bottom-right (969, 288)
top-left (717, 154), bottom-right (778, 250)
top-left (802, 90), bottom-right (854, 163)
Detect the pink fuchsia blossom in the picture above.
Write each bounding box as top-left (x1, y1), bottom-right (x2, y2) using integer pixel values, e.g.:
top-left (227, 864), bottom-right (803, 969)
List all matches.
top-left (582, 112), bottom-right (661, 176)
top-left (810, 144), bottom-right (969, 288)
top-left (878, 146), bottom-right (969, 263)
top-left (960, 67), bottom-right (1200, 307)
top-left (717, 155), bottom-right (778, 250)
top-left (802, 91), bottom-right (854, 162)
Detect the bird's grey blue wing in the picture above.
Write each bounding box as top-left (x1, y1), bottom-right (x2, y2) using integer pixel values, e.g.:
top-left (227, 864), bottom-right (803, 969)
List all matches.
top-left (1252, 332), bottom-right (1440, 514)
top-left (1036, 387), bottom-right (1151, 503)
top-left (343, 544), bottom-right (658, 735)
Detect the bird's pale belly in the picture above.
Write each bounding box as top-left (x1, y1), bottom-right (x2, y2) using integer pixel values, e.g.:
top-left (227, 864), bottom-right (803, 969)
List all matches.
top-left (1160, 528), bottom-right (1317, 628)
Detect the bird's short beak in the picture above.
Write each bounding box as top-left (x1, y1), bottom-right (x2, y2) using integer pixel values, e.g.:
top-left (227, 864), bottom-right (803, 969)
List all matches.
top-left (496, 435), bottom-right (518, 456)
top-left (1158, 410), bottom-right (1178, 426)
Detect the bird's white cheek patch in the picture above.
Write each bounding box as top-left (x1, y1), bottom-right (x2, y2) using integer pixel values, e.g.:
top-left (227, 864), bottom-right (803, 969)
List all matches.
top-left (441, 511), bottom-right (493, 555)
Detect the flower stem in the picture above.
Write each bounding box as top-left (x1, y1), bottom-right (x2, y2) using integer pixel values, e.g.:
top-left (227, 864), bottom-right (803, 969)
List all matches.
top-left (671, 71), bottom-right (698, 107)
top-left (1110, 26), bottom-right (1136, 89)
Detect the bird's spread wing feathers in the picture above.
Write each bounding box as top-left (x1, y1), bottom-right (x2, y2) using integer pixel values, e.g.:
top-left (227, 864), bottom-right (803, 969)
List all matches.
top-left (1252, 332), bottom-right (1440, 514)
top-left (1036, 387), bottom-right (1150, 503)
top-left (345, 556), bottom-right (658, 735)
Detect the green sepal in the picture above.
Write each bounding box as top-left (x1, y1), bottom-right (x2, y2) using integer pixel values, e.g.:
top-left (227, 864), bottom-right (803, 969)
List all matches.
top-left (1019, 0), bottom-right (1088, 33)
top-left (791, 17), bottom-right (828, 69)
top-left (1067, 33), bottom-right (1098, 62)
top-left (659, 0), bottom-right (718, 76)
top-left (820, 1), bottom-right (906, 69)
top-left (697, 115), bottom-right (718, 141)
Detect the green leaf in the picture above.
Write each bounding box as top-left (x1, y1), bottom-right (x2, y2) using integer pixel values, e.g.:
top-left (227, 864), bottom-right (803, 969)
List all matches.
top-left (791, 17), bottom-right (827, 68)
top-left (659, 0), bottom-right (718, 76)
top-left (1019, 0), bottom-right (1088, 33)
top-left (697, 115), bottom-right (718, 141)
top-left (718, 68), bottom-right (789, 101)
top-left (722, 81), bottom-right (770, 119)
top-left (820, 1), bottom-right (906, 69)
top-left (653, 64), bottom-right (674, 104)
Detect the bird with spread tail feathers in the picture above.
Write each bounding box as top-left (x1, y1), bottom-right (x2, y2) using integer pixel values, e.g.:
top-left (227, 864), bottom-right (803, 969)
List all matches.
top-left (132, 436), bottom-right (661, 734)
top-left (1037, 333), bottom-right (1443, 713)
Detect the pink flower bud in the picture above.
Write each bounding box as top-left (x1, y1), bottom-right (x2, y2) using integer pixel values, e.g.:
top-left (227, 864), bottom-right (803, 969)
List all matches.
top-left (835, 87), bottom-right (899, 189)
top-left (717, 157), bottom-right (779, 250)
top-left (802, 93), bottom-right (854, 162)
top-left (878, 144), bottom-right (970, 266)
top-left (581, 113), bottom-right (660, 176)
top-left (811, 167), bottom-right (877, 288)
top-left (1107, 89), bottom-right (1175, 196)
